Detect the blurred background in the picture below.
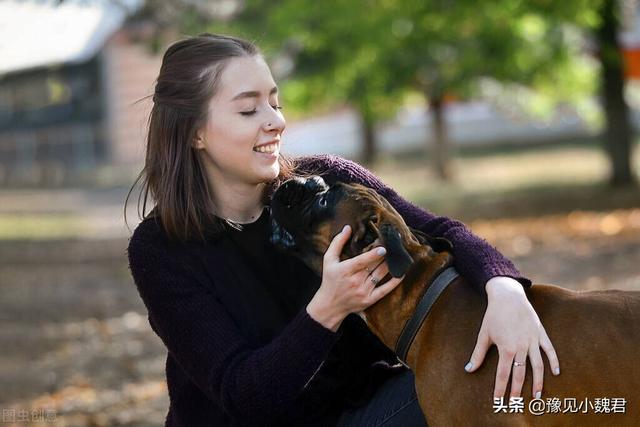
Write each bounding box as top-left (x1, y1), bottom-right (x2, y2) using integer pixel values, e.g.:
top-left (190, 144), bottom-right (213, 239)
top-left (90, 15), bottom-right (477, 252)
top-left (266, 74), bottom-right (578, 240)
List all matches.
top-left (0, 0), bottom-right (639, 425)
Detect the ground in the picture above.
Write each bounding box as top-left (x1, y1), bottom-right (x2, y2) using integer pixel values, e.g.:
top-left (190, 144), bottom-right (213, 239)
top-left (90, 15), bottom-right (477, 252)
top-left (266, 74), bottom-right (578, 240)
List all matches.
top-left (0, 144), bottom-right (638, 426)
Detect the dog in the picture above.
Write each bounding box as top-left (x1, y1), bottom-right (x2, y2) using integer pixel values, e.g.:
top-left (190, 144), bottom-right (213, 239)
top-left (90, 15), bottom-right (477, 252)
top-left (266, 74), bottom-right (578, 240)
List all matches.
top-left (269, 175), bottom-right (640, 426)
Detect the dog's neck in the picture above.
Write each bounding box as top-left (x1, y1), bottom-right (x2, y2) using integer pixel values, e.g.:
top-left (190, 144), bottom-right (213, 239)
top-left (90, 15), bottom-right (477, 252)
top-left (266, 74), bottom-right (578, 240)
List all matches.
top-left (360, 244), bottom-right (455, 354)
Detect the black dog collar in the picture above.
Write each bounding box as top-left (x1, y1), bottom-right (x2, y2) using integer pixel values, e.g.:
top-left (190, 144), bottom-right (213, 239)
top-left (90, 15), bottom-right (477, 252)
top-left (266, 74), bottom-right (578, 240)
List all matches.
top-left (395, 266), bottom-right (460, 364)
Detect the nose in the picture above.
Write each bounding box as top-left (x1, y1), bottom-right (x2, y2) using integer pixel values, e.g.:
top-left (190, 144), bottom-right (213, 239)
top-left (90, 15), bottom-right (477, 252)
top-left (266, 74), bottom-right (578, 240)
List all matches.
top-left (263, 106), bottom-right (286, 133)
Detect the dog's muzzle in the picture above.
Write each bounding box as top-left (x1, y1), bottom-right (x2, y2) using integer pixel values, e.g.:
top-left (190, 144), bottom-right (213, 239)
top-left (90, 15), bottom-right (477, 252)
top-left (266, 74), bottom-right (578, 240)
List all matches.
top-left (270, 176), bottom-right (329, 249)
top-left (276, 176), bottom-right (328, 208)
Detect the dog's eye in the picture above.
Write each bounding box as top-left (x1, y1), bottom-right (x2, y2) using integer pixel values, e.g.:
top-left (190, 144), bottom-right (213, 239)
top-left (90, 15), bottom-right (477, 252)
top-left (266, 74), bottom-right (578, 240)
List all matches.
top-left (318, 195), bottom-right (327, 207)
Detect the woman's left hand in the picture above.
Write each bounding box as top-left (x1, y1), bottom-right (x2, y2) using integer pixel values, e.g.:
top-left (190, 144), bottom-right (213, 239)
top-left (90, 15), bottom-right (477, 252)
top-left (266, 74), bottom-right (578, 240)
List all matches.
top-left (463, 276), bottom-right (560, 401)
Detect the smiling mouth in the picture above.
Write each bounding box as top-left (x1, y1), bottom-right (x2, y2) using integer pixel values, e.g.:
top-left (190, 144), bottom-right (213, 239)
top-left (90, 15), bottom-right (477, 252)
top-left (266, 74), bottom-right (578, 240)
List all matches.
top-left (253, 142), bottom-right (278, 153)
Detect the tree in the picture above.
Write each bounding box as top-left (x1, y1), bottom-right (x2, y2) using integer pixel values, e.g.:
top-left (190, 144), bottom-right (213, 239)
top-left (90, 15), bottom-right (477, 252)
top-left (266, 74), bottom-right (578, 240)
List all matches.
top-left (223, 0), bottom-right (407, 165)
top-left (595, 0), bottom-right (636, 186)
top-left (378, 0), bottom-right (602, 180)
top-left (225, 0), bottom-right (605, 179)
top-left (149, 0), bottom-right (636, 185)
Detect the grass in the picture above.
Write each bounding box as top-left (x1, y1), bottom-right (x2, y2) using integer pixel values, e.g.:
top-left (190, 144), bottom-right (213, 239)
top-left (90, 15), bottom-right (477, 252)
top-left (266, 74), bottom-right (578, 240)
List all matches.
top-left (0, 141), bottom-right (637, 239)
top-left (373, 142), bottom-right (640, 221)
top-left (0, 214), bottom-right (92, 240)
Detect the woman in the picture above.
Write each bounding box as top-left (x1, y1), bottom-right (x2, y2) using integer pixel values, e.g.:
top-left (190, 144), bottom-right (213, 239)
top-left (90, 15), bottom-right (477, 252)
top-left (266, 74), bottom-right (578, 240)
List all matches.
top-left (126, 33), bottom-right (560, 426)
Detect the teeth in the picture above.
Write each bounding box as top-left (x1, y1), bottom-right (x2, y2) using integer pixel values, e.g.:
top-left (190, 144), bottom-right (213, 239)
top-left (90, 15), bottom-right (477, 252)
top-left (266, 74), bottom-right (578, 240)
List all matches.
top-left (254, 143), bottom-right (278, 154)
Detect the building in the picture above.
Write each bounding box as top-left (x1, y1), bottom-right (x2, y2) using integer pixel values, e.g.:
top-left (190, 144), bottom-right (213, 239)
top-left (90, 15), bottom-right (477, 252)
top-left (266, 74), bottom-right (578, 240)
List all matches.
top-left (0, 0), bottom-right (159, 186)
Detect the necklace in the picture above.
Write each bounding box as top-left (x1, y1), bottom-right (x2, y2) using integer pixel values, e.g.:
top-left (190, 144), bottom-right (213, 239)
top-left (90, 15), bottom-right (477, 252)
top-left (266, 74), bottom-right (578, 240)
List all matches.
top-left (218, 206), bottom-right (267, 225)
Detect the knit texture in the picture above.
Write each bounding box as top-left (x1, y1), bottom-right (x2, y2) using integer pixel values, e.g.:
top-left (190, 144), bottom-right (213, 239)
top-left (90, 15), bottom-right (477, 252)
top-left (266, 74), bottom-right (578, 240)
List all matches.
top-left (297, 154), bottom-right (531, 292)
top-left (126, 154), bottom-right (531, 427)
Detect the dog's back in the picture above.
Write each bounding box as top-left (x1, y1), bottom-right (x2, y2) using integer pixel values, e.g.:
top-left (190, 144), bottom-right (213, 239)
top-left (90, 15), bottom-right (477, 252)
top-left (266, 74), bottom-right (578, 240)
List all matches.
top-left (528, 284), bottom-right (640, 400)
top-left (414, 280), bottom-right (640, 426)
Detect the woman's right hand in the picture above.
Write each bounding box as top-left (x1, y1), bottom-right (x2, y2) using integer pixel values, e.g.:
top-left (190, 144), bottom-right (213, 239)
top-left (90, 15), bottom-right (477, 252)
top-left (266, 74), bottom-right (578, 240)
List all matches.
top-left (306, 224), bottom-right (405, 332)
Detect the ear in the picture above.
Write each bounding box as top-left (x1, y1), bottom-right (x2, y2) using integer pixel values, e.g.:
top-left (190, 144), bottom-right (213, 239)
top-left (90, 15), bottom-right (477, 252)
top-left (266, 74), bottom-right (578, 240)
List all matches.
top-left (349, 215), bottom-right (377, 253)
top-left (410, 227), bottom-right (453, 253)
top-left (192, 130), bottom-right (205, 149)
top-left (372, 221), bottom-right (413, 278)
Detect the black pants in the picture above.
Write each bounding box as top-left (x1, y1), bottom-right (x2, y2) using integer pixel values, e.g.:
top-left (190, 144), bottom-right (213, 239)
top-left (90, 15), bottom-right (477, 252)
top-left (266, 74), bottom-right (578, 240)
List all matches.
top-left (336, 370), bottom-right (428, 426)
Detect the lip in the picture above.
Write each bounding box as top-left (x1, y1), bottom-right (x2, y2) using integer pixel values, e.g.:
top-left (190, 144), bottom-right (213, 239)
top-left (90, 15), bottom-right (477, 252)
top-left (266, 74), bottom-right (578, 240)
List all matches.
top-left (254, 139), bottom-right (280, 149)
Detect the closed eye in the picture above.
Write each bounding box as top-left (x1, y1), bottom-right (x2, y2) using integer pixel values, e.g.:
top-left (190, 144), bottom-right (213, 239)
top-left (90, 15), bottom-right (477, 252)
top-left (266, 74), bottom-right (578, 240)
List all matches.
top-left (240, 105), bottom-right (283, 116)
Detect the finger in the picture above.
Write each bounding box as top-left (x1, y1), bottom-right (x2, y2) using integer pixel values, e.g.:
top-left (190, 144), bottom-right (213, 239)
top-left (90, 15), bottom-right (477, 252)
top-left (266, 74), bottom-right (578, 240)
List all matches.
top-left (361, 280), bottom-right (375, 299)
top-left (363, 274), bottom-right (377, 289)
top-left (324, 225), bottom-right (351, 263)
top-left (367, 260), bottom-right (388, 277)
top-left (509, 350), bottom-right (527, 398)
top-left (494, 349), bottom-right (515, 399)
top-left (540, 330), bottom-right (560, 376)
top-left (343, 245), bottom-right (387, 271)
top-left (366, 271), bottom-right (390, 289)
top-left (529, 344), bottom-right (544, 399)
top-left (368, 275), bottom-right (404, 302)
top-left (465, 327), bottom-right (491, 373)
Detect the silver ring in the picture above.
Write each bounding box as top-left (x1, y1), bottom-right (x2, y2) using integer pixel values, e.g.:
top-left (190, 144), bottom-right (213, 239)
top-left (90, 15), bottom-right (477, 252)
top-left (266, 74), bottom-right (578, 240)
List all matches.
top-left (513, 361), bottom-right (525, 367)
top-left (370, 276), bottom-right (380, 285)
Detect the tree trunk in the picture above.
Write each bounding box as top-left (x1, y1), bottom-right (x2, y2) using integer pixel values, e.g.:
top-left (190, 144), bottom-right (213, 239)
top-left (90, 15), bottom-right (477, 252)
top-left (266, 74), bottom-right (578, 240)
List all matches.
top-left (597, 0), bottom-right (636, 186)
top-left (360, 112), bottom-right (377, 166)
top-left (428, 94), bottom-right (452, 181)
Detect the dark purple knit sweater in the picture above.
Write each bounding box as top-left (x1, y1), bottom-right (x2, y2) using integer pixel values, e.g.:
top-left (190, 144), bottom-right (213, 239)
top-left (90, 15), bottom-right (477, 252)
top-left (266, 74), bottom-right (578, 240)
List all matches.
top-left (126, 154), bottom-right (531, 427)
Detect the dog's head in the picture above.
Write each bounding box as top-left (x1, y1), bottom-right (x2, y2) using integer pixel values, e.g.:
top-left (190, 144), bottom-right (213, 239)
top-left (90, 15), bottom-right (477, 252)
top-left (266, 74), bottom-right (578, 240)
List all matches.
top-left (270, 176), bottom-right (452, 277)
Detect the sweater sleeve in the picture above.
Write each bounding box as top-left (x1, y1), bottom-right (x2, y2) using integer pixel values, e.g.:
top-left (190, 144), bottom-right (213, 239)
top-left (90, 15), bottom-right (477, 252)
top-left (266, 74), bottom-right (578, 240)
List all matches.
top-left (296, 154), bottom-right (532, 292)
top-left (126, 225), bottom-right (341, 425)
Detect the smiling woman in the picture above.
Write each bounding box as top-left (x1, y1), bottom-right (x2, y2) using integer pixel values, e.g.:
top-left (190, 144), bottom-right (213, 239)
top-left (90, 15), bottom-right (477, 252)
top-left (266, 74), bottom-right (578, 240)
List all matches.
top-left (125, 34), bottom-right (296, 243)
top-left (191, 55), bottom-right (286, 211)
top-left (125, 33), bottom-right (559, 427)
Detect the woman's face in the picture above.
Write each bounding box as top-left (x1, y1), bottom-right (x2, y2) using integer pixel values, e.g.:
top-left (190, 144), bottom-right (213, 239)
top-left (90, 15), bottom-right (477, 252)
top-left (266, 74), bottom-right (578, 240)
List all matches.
top-left (194, 55), bottom-right (286, 188)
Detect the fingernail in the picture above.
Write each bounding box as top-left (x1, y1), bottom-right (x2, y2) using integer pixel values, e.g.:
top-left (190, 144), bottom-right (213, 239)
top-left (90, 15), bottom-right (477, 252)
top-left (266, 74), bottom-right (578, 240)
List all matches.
top-left (535, 391), bottom-right (541, 399)
top-left (554, 367), bottom-right (560, 375)
top-left (464, 362), bottom-right (473, 372)
top-left (376, 247), bottom-right (386, 256)
top-left (342, 225), bottom-right (350, 233)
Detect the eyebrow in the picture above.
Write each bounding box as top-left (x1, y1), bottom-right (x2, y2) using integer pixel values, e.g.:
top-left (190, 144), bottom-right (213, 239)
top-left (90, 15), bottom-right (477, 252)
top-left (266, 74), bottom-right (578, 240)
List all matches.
top-left (231, 86), bottom-right (278, 101)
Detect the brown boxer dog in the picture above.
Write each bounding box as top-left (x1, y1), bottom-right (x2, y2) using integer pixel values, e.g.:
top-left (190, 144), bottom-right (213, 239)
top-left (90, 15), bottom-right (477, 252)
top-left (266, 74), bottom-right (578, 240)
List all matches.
top-left (270, 175), bottom-right (640, 427)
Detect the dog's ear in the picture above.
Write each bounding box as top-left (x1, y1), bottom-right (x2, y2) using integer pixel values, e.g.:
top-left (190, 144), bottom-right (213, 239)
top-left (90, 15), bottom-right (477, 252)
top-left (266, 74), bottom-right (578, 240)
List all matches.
top-left (410, 227), bottom-right (453, 253)
top-left (372, 221), bottom-right (413, 278)
top-left (343, 184), bottom-right (416, 277)
top-left (348, 217), bottom-right (412, 277)
top-left (349, 215), bottom-right (377, 254)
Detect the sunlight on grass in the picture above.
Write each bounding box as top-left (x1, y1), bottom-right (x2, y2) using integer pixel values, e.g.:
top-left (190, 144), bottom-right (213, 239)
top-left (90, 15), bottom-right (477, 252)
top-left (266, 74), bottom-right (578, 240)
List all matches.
top-left (376, 146), bottom-right (610, 200)
top-left (373, 144), bottom-right (639, 219)
top-left (0, 214), bottom-right (92, 240)
top-left (0, 143), bottom-right (637, 239)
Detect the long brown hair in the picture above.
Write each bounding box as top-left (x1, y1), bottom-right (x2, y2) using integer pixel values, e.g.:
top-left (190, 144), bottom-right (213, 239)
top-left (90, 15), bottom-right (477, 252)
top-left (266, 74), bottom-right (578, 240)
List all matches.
top-left (124, 33), bottom-right (296, 243)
